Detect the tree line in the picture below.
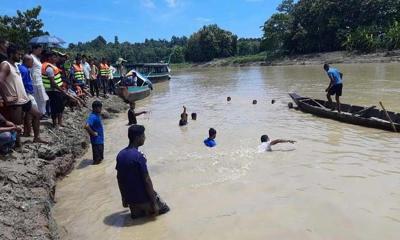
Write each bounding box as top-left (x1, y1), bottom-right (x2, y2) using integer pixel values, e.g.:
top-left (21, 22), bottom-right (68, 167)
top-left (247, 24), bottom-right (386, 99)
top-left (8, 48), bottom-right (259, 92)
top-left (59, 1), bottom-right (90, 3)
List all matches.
top-left (262, 0), bottom-right (400, 55)
top-left (0, 6), bottom-right (262, 64)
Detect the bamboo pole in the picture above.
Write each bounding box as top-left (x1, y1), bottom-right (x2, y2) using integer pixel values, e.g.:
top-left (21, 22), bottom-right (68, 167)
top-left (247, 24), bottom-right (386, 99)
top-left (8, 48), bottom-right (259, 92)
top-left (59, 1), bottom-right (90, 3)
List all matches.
top-left (379, 101), bottom-right (397, 132)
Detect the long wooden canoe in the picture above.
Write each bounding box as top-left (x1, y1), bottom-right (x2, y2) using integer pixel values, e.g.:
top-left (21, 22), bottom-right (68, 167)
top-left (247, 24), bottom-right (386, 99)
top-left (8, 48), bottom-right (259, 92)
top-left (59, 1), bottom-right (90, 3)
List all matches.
top-left (289, 93), bottom-right (400, 132)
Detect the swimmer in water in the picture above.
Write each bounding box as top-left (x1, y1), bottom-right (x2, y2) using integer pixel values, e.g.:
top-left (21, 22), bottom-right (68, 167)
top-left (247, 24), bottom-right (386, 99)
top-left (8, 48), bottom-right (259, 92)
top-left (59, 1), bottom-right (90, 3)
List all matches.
top-left (257, 134), bottom-right (296, 152)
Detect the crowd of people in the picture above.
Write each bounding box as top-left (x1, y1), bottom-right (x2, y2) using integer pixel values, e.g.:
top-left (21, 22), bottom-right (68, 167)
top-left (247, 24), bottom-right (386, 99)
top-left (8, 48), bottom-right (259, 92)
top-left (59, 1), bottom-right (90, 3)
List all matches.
top-left (0, 38), bottom-right (122, 154)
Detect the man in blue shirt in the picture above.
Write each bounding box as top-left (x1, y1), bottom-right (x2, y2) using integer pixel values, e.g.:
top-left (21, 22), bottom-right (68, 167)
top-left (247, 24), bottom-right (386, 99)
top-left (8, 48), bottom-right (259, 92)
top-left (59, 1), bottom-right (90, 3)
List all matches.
top-left (324, 64), bottom-right (344, 113)
top-left (85, 101), bottom-right (104, 165)
top-left (204, 128), bottom-right (217, 148)
top-left (18, 54), bottom-right (47, 143)
top-left (116, 125), bottom-right (170, 219)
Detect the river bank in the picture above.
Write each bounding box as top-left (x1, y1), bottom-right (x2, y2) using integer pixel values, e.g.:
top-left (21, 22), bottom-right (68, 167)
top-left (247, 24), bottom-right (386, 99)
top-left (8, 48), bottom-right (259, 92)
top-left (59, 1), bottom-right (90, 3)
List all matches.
top-left (0, 96), bottom-right (127, 240)
top-left (171, 50), bottom-right (400, 70)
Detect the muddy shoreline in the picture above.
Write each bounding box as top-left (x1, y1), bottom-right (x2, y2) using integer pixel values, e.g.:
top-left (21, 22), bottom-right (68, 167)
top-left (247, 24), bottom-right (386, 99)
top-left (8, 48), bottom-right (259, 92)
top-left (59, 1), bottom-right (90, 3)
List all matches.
top-left (0, 96), bottom-right (128, 240)
top-left (185, 50), bottom-right (400, 68)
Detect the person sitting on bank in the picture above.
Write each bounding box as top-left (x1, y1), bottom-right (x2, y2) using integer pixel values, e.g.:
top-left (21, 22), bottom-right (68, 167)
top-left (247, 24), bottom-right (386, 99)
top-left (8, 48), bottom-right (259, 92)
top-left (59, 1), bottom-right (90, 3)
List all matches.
top-left (0, 44), bottom-right (47, 143)
top-left (323, 63), bottom-right (344, 113)
top-left (179, 106), bottom-right (188, 126)
top-left (128, 102), bottom-right (147, 125)
top-left (116, 125), bottom-right (170, 219)
top-left (257, 134), bottom-right (296, 152)
top-left (0, 112), bottom-right (22, 154)
top-left (204, 128), bottom-right (217, 148)
top-left (85, 101), bottom-right (104, 165)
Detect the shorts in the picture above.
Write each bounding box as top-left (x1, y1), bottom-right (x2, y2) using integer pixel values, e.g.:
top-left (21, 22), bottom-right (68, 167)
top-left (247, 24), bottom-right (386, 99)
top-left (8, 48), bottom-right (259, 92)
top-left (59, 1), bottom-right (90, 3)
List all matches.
top-left (47, 91), bottom-right (65, 116)
top-left (328, 83), bottom-right (343, 96)
top-left (21, 100), bottom-right (33, 112)
top-left (92, 144), bottom-right (104, 164)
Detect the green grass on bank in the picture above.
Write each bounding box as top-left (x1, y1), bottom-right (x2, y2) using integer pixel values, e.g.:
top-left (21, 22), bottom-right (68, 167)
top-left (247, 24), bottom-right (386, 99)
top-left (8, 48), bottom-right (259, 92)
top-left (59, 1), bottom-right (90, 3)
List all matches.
top-left (170, 52), bottom-right (267, 70)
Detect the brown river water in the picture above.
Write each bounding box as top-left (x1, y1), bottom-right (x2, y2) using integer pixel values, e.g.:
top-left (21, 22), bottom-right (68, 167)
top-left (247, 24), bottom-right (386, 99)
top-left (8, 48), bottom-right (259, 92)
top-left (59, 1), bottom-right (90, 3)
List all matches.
top-left (54, 64), bottom-right (400, 240)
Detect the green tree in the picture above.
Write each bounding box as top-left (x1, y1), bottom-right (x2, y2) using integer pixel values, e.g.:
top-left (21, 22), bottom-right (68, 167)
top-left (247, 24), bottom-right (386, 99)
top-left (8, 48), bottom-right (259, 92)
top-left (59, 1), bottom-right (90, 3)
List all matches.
top-left (0, 6), bottom-right (47, 50)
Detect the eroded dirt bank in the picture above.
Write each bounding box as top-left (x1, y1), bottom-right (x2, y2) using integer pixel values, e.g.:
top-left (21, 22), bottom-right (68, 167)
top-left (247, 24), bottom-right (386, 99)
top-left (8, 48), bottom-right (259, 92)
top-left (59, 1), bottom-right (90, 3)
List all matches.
top-left (0, 96), bottom-right (127, 240)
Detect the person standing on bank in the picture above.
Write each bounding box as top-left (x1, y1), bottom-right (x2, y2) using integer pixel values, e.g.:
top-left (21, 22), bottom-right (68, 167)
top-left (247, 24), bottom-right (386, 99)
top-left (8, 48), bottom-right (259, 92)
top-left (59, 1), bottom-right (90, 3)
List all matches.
top-left (99, 58), bottom-right (110, 97)
top-left (89, 59), bottom-right (99, 97)
top-left (30, 44), bottom-right (49, 118)
top-left (42, 50), bottom-right (66, 128)
top-left (116, 125), bottom-right (170, 219)
top-left (18, 54), bottom-right (48, 143)
top-left (85, 101), bottom-right (104, 165)
top-left (0, 44), bottom-right (47, 144)
top-left (324, 64), bottom-right (343, 113)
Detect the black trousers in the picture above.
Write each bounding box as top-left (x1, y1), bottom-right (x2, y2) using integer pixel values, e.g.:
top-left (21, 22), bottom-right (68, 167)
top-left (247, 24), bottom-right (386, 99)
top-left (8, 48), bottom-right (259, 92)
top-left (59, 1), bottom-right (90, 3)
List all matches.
top-left (92, 144), bottom-right (104, 164)
top-left (108, 79), bottom-right (115, 95)
top-left (100, 77), bottom-right (107, 95)
top-left (89, 80), bottom-right (99, 97)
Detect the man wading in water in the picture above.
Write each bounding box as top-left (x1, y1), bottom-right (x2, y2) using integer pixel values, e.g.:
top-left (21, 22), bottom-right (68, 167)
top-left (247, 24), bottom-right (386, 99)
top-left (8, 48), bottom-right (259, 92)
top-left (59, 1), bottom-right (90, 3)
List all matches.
top-left (324, 63), bottom-right (343, 113)
top-left (116, 125), bottom-right (170, 219)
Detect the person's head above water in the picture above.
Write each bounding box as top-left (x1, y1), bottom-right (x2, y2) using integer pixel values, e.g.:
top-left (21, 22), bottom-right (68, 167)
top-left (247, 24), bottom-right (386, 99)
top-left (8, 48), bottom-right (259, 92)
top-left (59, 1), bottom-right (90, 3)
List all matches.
top-left (253, 100), bottom-right (257, 105)
top-left (323, 63), bottom-right (330, 71)
top-left (128, 124), bottom-right (146, 147)
top-left (191, 112), bottom-right (197, 120)
top-left (209, 128), bottom-right (217, 139)
top-left (261, 135), bottom-right (269, 143)
top-left (129, 102), bottom-right (136, 109)
top-left (227, 96), bottom-right (231, 102)
top-left (92, 100), bottom-right (102, 114)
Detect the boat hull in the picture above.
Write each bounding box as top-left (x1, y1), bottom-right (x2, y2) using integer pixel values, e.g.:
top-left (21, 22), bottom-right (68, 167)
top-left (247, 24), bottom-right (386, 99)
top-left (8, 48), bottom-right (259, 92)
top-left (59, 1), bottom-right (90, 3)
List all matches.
top-left (289, 93), bottom-right (400, 132)
top-left (147, 74), bottom-right (171, 83)
top-left (116, 86), bottom-right (151, 103)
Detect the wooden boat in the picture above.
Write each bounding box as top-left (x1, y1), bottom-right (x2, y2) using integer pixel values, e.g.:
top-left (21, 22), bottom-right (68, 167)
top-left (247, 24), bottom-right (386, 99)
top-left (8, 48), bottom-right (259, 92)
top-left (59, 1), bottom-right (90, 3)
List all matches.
top-left (289, 93), bottom-right (400, 132)
top-left (115, 86), bottom-right (150, 103)
top-left (127, 63), bottom-right (171, 83)
top-left (115, 70), bottom-right (152, 103)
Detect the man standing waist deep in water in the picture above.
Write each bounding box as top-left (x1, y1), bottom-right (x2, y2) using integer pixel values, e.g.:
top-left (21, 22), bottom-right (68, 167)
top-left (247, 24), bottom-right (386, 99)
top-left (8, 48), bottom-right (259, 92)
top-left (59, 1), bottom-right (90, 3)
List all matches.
top-left (323, 63), bottom-right (343, 113)
top-left (116, 125), bottom-right (170, 219)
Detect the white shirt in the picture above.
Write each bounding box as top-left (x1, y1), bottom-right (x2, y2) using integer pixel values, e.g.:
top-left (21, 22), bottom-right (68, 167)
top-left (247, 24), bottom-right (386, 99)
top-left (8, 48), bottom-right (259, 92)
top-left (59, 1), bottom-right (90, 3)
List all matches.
top-left (83, 61), bottom-right (91, 80)
top-left (30, 54), bottom-right (42, 85)
top-left (258, 141), bottom-right (272, 152)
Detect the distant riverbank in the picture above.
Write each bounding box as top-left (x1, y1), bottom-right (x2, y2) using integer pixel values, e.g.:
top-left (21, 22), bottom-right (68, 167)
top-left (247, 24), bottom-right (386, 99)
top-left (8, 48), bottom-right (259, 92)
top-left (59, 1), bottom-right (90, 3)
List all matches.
top-left (171, 50), bottom-right (400, 70)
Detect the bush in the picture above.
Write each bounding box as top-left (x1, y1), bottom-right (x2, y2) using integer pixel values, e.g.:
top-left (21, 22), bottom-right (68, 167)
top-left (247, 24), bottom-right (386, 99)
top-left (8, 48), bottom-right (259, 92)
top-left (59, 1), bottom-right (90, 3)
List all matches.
top-left (386, 21), bottom-right (400, 50)
top-left (342, 27), bottom-right (381, 53)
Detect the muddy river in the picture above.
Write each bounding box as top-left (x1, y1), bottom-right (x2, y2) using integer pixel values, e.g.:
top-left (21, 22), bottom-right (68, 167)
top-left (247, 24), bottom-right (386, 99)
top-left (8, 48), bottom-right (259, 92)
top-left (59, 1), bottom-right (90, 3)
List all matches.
top-left (54, 64), bottom-right (400, 240)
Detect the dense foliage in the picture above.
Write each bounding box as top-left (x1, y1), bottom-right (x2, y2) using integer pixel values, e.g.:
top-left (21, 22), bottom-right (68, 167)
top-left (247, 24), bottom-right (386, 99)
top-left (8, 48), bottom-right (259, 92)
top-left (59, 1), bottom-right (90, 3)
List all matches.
top-left (262, 0), bottom-right (400, 53)
top-left (0, 6), bottom-right (47, 50)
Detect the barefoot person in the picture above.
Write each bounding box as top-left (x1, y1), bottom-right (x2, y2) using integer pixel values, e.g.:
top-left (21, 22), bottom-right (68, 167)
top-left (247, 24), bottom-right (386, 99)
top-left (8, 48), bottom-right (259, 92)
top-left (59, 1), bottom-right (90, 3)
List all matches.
top-left (116, 125), bottom-right (170, 219)
top-left (0, 44), bottom-right (47, 144)
top-left (257, 134), bottom-right (296, 152)
top-left (18, 54), bottom-right (48, 143)
top-left (323, 64), bottom-right (343, 113)
top-left (42, 50), bottom-right (66, 128)
top-left (0, 112), bottom-right (22, 154)
top-left (85, 101), bottom-right (104, 165)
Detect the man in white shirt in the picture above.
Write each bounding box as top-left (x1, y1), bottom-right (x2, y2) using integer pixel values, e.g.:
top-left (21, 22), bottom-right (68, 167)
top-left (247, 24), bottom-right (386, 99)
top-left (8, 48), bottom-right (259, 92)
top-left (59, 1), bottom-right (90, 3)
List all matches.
top-left (258, 134), bottom-right (296, 152)
top-left (82, 55), bottom-right (91, 85)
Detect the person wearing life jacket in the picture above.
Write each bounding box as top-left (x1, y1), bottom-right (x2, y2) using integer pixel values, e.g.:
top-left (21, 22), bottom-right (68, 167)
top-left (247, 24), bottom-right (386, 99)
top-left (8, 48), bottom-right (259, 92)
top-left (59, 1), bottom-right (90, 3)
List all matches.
top-left (99, 58), bottom-right (110, 97)
top-left (42, 50), bottom-right (66, 128)
top-left (71, 55), bottom-right (85, 88)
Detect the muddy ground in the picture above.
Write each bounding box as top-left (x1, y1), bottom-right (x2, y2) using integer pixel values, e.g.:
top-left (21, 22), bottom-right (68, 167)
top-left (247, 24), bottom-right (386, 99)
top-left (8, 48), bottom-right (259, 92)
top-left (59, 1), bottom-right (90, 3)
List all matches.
top-left (191, 50), bottom-right (400, 68)
top-left (0, 96), bottom-right (128, 240)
